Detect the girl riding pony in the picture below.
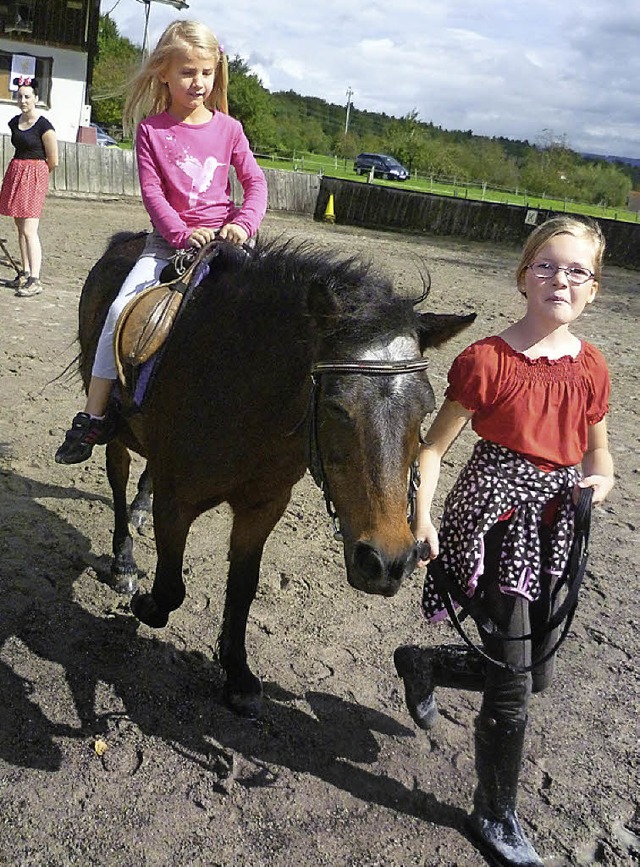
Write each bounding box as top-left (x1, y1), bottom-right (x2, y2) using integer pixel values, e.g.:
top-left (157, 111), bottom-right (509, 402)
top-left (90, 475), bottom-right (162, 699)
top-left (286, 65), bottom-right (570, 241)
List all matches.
top-left (55, 19), bottom-right (267, 464)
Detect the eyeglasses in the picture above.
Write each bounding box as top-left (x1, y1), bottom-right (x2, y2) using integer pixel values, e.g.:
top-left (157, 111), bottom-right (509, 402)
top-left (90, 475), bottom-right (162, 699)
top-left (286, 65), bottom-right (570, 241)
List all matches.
top-left (528, 262), bottom-right (595, 285)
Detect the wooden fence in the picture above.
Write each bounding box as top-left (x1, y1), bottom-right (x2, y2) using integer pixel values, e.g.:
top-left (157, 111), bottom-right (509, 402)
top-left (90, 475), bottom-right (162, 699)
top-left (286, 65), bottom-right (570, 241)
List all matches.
top-left (1, 136), bottom-right (141, 198)
top-left (3, 136), bottom-right (639, 268)
top-left (0, 135), bottom-right (321, 211)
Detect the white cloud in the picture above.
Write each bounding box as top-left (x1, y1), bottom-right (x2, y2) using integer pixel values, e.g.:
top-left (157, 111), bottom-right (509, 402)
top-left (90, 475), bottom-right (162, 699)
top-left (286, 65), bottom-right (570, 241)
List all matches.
top-left (101, 0), bottom-right (640, 157)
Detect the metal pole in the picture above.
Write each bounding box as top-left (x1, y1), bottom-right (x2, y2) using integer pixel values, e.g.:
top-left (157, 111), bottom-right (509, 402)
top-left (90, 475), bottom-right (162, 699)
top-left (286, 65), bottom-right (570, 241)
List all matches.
top-left (141, 0), bottom-right (151, 58)
top-left (138, 0), bottom-right (190, 57)
top-left (344, 86), bottom-right (353, 135)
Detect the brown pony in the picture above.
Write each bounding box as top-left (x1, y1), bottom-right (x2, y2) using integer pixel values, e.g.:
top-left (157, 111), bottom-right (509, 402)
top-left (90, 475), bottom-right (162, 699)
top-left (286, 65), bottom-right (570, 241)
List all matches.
top-left (77, 232), bottom-right (474, 718)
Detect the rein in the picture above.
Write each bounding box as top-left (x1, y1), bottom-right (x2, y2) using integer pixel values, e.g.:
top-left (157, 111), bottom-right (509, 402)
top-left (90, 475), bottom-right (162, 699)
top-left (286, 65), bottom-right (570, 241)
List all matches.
top-left (308, 357), bottom-right (430, 540)
top-left (431, 486), bottom-right (593, 673)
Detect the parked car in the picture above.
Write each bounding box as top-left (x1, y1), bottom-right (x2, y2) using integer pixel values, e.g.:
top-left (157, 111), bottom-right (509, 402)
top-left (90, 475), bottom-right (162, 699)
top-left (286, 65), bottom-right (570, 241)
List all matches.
top-left (90, 122), bottom-right (119, 147)
top-left (353, 153), bottom-right (409, 181)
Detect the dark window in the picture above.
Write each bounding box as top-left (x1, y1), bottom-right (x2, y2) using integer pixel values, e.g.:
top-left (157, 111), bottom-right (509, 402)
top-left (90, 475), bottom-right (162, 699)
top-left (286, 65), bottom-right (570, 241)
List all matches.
top-left (0, 0), bottom-right (93, 48)
top-left (0, 49), bottom-right (53, 107)
top-left (0, 1), bottom-right (36, 35)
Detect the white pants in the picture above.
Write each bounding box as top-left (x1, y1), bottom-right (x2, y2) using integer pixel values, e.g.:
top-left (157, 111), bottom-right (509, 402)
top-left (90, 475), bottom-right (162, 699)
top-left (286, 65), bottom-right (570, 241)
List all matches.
top-left (91, 255), bottom-right (170, 380)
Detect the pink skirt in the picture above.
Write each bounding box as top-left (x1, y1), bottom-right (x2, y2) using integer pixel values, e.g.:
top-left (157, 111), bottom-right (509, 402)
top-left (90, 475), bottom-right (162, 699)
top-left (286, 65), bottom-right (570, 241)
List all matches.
top-left (0, 159), bottom-right (49, 218)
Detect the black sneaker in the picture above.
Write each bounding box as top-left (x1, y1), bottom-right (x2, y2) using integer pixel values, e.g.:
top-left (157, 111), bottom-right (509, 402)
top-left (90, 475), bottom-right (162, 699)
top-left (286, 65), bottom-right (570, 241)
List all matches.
top-left (54, 411), bottom-right (117, 464)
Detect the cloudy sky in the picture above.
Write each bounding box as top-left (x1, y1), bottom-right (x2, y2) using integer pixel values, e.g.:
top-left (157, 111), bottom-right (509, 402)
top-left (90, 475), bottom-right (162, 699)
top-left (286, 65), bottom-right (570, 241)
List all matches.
top-left (101, 0), bottom-right (640, 159)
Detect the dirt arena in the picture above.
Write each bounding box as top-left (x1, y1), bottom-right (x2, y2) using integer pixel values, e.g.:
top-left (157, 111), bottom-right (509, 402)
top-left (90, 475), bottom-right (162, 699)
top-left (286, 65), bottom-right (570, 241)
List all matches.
top-left (0, 196), bottom-right (638, 866)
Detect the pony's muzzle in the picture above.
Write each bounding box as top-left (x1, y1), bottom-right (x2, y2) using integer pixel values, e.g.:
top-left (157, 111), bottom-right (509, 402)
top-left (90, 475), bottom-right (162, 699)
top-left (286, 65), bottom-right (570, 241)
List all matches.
top-left (349, 539), bottom-right (417, 596)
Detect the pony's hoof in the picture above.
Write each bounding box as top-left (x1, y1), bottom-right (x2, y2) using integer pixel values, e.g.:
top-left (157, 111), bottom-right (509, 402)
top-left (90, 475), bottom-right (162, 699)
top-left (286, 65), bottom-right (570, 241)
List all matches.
top-left (131, 591), bottom-right (169, 628)
top-left (111, 570), bottom-right (138, 595)
top-left (223, 677), bottom-right (263, 719)
top-left (130, 506), bottom-right (150, 530)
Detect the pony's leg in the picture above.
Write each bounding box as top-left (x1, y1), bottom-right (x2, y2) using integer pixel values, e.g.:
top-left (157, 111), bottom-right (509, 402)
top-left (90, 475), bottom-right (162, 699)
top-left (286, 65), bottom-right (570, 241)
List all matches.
top-left (130, 464), bottom-right (153, 529)
top-left (130, 486), bottom-right (195, 628)
top-left (219, 491), bottom-right (292, 719)
top-left (106, 439), bottom-right (138, 595)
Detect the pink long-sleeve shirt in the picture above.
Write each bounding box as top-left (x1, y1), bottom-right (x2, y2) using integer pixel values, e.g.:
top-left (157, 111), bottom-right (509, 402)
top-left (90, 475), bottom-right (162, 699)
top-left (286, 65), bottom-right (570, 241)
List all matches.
top-left (136, 110), bottom-right (268, 249)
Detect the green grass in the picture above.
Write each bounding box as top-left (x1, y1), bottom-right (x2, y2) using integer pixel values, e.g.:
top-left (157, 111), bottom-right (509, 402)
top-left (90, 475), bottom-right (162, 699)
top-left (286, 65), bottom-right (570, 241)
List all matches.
top-left (256, 151), bottom-right (640, 225)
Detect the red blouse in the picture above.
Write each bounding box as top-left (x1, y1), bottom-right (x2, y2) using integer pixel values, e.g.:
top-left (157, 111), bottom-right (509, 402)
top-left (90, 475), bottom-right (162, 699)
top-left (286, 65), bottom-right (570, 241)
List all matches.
top-left (446, 336), bottom-right (610, 471)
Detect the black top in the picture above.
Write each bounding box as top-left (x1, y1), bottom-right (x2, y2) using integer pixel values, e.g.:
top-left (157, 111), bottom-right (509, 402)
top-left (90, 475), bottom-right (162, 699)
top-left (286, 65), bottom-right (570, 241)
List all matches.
top-left (9, 115), bottom-right (55, 160)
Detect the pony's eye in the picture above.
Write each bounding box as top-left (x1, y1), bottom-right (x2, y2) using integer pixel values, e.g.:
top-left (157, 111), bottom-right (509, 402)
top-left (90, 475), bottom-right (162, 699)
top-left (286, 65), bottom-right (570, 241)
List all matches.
top-left (319, 401), bottom-right (355, 466)
top-left (322, 400), bottom-right (355, 427)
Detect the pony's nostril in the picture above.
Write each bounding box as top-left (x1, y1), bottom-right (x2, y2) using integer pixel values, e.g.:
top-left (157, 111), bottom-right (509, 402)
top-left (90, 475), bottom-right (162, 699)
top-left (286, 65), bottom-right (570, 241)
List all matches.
top-left (353, 541), bottom-right (384, 582)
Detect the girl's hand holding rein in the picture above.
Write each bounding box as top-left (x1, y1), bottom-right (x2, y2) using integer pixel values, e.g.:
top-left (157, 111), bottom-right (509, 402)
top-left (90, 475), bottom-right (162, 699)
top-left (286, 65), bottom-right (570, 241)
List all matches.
top-left (415, 521), bottom-right (439, 565)
top-left (188, 224), bottom-right (249, 251)
top-left (188, 226), bottom-right (216, 248)
top-left (218, 222), bottom-right (248, 245)
top-left (575, 474), bottom-right (614, 505)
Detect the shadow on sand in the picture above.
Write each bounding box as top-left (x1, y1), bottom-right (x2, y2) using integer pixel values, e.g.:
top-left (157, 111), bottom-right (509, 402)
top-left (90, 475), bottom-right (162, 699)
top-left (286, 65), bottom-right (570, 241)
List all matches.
top-left (0, 464), bottom-right (470, 842)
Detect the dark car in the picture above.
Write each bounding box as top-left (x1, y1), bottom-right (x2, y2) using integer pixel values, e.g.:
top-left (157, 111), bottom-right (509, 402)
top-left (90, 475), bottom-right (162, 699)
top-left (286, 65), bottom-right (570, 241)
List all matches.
top-left (90, 122), bottom-right (119, 147)
top-left (353, 152), bottom-right (409, 181)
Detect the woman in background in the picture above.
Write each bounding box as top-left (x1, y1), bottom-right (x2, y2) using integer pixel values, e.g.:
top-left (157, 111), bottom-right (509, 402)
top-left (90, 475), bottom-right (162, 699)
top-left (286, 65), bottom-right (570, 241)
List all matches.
top-left (0, 76), bottom-right (58, 297)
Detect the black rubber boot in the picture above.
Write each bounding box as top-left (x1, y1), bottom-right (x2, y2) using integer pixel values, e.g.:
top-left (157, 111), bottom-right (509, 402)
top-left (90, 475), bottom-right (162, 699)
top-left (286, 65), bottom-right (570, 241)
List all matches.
top-left (467, 715), bottom-right (543, 866)
top-left (393, 644), bottom-right (485, 730)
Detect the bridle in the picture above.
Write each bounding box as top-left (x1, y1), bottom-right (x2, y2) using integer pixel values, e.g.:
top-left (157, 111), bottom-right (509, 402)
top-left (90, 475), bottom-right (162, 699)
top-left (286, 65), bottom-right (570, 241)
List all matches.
top-left (307, 357), bottom-right (431, 540)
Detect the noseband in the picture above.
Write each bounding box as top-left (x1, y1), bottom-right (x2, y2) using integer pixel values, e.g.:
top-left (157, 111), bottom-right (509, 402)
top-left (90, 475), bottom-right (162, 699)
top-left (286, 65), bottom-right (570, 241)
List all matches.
top-left (308, 358), bottom-right (430, 539)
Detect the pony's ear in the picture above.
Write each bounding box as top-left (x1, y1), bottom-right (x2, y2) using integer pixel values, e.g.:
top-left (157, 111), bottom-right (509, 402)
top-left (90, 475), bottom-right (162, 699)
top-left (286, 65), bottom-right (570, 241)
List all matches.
top-left (417, 312), bottom-right (476, 351)
top-left (306, 280), bottom-right (340, 329)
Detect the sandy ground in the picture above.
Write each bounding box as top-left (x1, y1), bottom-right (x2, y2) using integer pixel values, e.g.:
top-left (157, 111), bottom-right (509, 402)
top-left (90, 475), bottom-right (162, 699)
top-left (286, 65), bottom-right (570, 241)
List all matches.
top-left (0, 196), bottom-right (638, 867)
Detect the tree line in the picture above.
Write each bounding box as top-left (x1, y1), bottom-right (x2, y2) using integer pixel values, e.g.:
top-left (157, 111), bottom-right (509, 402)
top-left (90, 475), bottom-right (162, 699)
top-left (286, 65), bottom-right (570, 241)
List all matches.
top-left (92, 15), bottom-right (636, 209)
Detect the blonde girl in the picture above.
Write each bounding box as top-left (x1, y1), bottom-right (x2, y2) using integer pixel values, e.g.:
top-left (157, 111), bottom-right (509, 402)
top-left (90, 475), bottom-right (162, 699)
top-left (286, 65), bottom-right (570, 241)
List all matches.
top-left (395, 216), bottom-right (614, 866)
top-left (56, 20), bottom-right (267, 464)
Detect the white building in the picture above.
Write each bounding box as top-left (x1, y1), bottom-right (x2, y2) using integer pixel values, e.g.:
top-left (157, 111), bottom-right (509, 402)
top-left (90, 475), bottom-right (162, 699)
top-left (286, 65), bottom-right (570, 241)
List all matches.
top-left (0, 0), bottom-right (100, 143)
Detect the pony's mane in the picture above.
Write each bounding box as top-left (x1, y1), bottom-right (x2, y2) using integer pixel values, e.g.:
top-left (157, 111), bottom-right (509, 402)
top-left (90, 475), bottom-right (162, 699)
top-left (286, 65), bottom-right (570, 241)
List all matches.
top-left (217, 237), bottom-right (420, 347)
top-left (98, 233), bottom-right (422, 352)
